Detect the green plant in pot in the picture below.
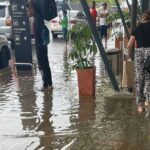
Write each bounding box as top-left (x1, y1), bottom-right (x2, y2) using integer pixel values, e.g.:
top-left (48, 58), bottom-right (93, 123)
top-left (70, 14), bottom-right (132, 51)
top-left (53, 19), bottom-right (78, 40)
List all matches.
top-left (68, 23), bottom-right (97, 97)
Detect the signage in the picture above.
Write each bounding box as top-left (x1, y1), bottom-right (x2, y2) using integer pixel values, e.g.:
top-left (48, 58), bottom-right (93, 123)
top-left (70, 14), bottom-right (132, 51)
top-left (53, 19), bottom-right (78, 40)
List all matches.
top-left (10, 0), bottom-right (32, 70)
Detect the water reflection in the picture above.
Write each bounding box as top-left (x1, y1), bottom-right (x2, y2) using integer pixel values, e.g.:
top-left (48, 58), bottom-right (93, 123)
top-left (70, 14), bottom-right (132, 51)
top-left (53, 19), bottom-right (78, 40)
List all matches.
top-left (16, 70), bottom-right (55, 149)
top-left (71, 97), bottom-right (96, 150)
top-left (2, 38), bottom-right (150, 149)
top-left (18, 71), bottom-right (39, 131)
top-left (63, 45), bottom-right (69, 81)
top-left (79, 97), bottom-right (96, 122)
top-left (36, 92), bottom-right (54, 149)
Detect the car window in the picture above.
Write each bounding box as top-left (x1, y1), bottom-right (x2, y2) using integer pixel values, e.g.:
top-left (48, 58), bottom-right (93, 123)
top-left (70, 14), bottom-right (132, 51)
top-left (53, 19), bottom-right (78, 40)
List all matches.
top-left (69, 12), bottom-right (77, 18)
top-left (56, 1), bottom-right (71, 12)
top-left (76, 12), bottom-right (85, 19)
top-left (0, 6), bottom-right (5, 17)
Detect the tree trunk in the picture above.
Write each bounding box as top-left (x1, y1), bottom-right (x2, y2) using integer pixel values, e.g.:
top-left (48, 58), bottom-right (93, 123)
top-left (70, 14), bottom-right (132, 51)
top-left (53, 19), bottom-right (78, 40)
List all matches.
top-left (131, 0), bottom-right (137, 32)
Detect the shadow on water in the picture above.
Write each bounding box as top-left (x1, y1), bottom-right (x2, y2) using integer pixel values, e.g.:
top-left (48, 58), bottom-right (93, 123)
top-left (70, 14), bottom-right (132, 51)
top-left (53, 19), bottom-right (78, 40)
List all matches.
top-left (16, 70), bottom-right (55, 149)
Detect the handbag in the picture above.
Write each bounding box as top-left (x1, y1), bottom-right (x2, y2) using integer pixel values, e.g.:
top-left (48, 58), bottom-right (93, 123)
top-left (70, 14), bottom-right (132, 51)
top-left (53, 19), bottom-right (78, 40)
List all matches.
top-left (144, 56), bottom-right (150, 74)
top-left (122, 60), bottom-right (134, 88)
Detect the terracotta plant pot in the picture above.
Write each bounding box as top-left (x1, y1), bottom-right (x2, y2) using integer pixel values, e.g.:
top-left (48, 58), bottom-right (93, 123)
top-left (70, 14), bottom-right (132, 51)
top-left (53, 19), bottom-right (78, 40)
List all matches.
top-left (115, 37), bottom-right (123, 49)
top-left (77, 67), bottom-right (96, 97)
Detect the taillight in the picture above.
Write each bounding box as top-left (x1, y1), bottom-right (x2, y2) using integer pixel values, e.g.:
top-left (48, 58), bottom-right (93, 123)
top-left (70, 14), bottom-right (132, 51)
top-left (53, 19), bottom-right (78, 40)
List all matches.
top-left (51, 19), bottom-right (57, 23)
top-left (70, 20), bottom-right (76, 24)
top-left (6, 18), bottom-right (12, 26)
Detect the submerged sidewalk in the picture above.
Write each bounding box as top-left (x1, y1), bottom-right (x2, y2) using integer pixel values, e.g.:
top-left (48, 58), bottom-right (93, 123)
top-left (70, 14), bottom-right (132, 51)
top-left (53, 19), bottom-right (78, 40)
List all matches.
top-left (0, 37), bottom-right (149, 150)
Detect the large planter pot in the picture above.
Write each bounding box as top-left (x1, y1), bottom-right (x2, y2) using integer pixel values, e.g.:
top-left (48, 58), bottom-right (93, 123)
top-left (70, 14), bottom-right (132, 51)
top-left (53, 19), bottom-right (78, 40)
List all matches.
top-left (115, 37), bottom-right (123, 49)
top-left (77, 67), bottom-right (96, 97)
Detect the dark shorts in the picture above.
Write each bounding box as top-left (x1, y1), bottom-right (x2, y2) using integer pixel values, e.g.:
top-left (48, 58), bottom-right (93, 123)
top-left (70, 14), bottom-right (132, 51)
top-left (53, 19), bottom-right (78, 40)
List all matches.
top-left (99, 25), bottom-right (108, 38)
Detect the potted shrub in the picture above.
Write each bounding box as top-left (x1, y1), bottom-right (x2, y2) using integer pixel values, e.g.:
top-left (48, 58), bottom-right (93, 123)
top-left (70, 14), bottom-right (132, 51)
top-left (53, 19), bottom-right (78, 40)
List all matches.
top-left (68, 23), bottom-right (97, 97)
top-left (114, 31), bottom-right (123, 49)
top-left (106, 9), bottom-right (131, 49)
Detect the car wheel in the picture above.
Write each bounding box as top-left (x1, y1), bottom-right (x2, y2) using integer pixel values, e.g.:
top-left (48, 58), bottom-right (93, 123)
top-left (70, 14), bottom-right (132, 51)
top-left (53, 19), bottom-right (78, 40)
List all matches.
top-left (0, 46), bottom-right (10, 69)
top-left (52, 33), bottom-right (58, 39)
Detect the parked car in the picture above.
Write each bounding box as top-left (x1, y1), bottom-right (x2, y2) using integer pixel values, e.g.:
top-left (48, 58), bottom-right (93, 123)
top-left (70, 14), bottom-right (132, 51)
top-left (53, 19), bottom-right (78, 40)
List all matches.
top-left (50, 10), bottom-right (86, 38)
top-left (0, 1), bottom-right (12, 40)
top-left (0, 35), bottom-right (10, 69)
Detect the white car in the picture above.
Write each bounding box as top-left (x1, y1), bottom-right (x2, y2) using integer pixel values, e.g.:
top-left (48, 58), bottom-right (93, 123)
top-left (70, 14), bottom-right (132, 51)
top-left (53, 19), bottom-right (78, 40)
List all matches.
top-left (50, 10), bottom-right (86, 38)
top-left (0, 1), bottom-right (12, 40)
top-left (0, 35), bottom-right (10, 69)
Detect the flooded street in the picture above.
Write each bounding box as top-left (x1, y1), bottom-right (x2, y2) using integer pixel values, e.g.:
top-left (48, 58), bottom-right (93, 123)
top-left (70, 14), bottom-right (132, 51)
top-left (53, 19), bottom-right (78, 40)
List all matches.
top-left (1, 37), bottom-right (150, 150)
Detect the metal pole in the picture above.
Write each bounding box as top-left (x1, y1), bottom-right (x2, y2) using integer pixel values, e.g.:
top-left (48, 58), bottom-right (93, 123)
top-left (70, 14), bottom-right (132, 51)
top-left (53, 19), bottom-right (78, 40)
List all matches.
top-left (68, 0), bottom-right (71, 47)
top-left (80, 0), bottom-right (120, 91)
top-left (131, 0), bottom-right (137, 32)
top-left (115, 0), bottom-right (130, 40)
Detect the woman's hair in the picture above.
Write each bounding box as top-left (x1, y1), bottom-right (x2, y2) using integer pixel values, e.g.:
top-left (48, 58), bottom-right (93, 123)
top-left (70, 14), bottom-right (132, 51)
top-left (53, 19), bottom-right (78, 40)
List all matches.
top-left (142, 10), bottom-right (150, 22)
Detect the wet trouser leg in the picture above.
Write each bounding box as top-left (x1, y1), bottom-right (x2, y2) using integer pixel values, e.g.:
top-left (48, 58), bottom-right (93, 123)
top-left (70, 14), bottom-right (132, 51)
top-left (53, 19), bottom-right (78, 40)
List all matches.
top-left (135, 48), bottom-right (150, 103)
top-left (35, 34), bottom-right (52, 88)
top-left (62, 28), bottom-right (68, 42)
top-left (135, 48), bottom-right (145, 103)
top-left (143, 48), bottom-right (150, 101)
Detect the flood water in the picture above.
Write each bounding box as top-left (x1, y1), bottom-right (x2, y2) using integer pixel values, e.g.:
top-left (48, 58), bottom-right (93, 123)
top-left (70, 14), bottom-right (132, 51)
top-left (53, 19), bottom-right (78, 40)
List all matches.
top-left (0, 38), bottom-right (150, 150)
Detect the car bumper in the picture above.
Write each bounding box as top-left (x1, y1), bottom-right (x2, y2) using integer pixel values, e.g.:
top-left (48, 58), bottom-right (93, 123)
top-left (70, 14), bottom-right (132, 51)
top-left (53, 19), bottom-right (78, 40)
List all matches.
top-left (0, 26), bottom-right (12, 39)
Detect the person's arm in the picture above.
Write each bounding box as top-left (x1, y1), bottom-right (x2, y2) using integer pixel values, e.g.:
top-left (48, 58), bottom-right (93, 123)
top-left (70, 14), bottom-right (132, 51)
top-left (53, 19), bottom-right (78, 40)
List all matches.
top-left (102, 10), bottom-right (109, 17)
top-left (98, 11), bottom-right (103, 17)
top-left (59, 14), bottom-right (62, 24)
top-left (127, 36), bottom-right (136, 50)
top-left (127, 36), bottom-right (136, 59)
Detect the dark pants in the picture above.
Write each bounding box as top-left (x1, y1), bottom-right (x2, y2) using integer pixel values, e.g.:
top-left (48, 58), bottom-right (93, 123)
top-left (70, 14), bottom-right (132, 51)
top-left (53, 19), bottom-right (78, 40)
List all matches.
top-left (99, 25), bottom-right (108, 38)
top-left (34, 17), bottom-right (52, 88)
top-left (62, 28), bottom-right (68, 42)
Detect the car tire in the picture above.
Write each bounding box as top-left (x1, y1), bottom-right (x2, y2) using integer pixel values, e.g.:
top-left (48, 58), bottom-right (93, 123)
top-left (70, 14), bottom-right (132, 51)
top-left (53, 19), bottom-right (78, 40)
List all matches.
top-left (0, 46), bottom-right (10, 69)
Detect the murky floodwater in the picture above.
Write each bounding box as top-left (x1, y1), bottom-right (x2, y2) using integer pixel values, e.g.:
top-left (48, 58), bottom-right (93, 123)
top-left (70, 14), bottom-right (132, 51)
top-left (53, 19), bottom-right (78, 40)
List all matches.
top-left (0, 37), bottom-right (150, 150)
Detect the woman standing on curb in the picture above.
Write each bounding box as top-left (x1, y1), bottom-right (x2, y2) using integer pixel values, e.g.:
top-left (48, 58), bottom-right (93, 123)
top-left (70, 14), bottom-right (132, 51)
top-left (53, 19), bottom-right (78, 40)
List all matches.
top-left (127, 10), bottom-right (150, 112)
